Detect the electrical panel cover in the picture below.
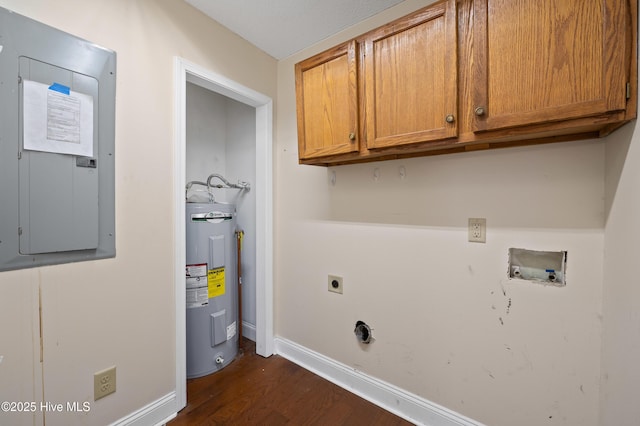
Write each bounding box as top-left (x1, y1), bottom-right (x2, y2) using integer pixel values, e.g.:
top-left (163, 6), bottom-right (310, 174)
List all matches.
top-left (0, 6), bottom-right (116, 271)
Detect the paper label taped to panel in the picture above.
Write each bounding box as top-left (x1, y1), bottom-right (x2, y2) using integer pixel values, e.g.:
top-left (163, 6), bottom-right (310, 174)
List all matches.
top-left (23, 79), bottom-right (94, 157)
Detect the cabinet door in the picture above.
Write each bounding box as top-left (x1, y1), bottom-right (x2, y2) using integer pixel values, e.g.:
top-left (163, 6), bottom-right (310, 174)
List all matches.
top-left (472, 0), bottom-right (629, 132)
top-left (364, 0), bottom-right (458, 150)
top-left (295, 41), bottom-right (359, 159)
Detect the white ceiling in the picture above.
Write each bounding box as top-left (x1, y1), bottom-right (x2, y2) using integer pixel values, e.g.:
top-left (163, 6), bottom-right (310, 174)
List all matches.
top-left (184, 0), bottom-right (406, 60)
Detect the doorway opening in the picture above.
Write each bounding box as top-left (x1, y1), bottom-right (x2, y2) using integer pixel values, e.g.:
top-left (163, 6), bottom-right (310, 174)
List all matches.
top-left (173, 57), bottom-right (274, 410)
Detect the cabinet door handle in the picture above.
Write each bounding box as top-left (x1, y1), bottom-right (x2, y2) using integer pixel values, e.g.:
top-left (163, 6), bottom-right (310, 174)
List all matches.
top-left (349, 132), bottom-right (356, 141)
top-left (474, 106), bottom-right (486, 116)
top-left (445, 114), bottom-right (455, 123)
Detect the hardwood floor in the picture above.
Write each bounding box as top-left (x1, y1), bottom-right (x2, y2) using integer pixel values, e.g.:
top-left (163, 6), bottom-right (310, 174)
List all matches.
top-left (169, 338), bottom-right (413, 425)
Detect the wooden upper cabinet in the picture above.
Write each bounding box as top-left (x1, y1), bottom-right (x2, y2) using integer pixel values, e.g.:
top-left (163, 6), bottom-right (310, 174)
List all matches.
top-left (472, 0), bottom-right (630, 132)
top-left (294, 0), bottom-right (636, 165)
top-left (364, 0), bottom-right (458, 149)
top-left (295, 41), bottom-right (359, 160)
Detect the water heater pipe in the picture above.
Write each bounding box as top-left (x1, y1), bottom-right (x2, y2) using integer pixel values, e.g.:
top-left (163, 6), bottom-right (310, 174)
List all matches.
top-left (236, 230), bottom-right (244, 346)
top-left (206, 173), bottom-right (250, 191)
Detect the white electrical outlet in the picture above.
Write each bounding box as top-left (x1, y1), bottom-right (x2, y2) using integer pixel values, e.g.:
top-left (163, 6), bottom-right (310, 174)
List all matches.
top-left (94, 366), bottom-right (116, 401)
top-left (468, 218), bottom-right (486, 243)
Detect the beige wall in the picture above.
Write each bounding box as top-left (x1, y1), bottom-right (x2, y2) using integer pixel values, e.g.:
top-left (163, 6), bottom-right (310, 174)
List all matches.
top-left (601, 78), bottom-right (640, 425)
top-left (275, 1), bottom-right (607, 425)
top-left (0, 269), bottom-right (42, 426)
top-left (0, 0), bottom-right (276, 425)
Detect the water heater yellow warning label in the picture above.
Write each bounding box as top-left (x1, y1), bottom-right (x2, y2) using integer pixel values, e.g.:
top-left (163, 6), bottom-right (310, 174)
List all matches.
top-left (208, 267), bottom-right (225, 298)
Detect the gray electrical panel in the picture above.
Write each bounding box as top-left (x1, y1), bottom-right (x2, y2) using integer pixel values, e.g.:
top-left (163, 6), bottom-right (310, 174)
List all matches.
top-left (0, 6), bottom-right (116, 271)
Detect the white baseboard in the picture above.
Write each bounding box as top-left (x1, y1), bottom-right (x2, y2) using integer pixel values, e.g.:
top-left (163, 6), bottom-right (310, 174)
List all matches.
top-left (242, 321), bottom-right (256, 342)
top-left (274, 337), bottom-right (484, 426)
top-left (110, 392), bottom-right (178, 426)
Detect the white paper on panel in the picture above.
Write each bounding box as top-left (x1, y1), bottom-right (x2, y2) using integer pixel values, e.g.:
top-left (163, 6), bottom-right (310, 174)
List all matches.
top-left (23, 79), bottom-right (94, 157)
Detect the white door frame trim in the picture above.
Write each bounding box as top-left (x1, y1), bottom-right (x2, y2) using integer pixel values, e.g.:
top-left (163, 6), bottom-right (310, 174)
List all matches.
top-left (173, 57), bottom-right (274, 410)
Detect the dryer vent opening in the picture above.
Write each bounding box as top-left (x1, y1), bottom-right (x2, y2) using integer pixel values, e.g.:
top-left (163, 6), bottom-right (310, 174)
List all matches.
top-left (354, 321), bottom-right (372, 344)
